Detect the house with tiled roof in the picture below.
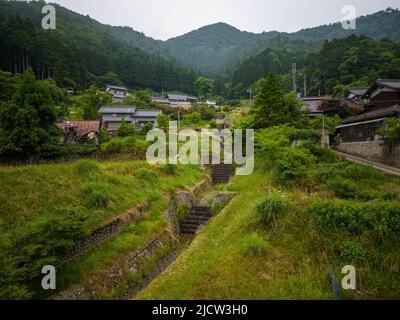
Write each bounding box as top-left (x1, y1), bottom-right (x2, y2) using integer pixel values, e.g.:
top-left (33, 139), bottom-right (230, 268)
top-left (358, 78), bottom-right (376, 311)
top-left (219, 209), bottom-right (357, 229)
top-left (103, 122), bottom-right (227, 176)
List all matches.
top-left (99, 106), bottom-right (162, 131)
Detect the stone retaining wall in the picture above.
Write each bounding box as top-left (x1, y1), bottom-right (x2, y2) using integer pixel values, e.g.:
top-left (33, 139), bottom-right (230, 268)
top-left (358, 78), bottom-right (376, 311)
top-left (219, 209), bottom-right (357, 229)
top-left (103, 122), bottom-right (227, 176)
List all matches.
top-left (51, 231), bottom-right (174, 300)
top-left (66, 201), bottom-right (149, 261)
top-left (51, 178), bottom-right (211, 300)
top-left (336, 141), bottom-right (400, 168)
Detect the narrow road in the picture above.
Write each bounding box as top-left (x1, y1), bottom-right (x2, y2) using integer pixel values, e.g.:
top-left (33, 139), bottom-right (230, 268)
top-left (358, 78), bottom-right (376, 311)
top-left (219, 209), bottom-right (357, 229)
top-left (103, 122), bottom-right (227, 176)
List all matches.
top-left (333, 150), bottom-right (400, 178)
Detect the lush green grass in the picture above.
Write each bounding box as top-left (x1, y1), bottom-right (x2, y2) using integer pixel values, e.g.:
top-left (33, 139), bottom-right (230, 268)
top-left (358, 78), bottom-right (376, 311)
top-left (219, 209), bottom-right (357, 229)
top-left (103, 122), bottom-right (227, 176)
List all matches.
top-left (137, 164), bottom-right (400, 300)
top-left (0, 160), bottom-right (206, 299)
top-left (0, 160), bottom-right (204, 233)
top-left (137, 171), bottom-right (333, 300)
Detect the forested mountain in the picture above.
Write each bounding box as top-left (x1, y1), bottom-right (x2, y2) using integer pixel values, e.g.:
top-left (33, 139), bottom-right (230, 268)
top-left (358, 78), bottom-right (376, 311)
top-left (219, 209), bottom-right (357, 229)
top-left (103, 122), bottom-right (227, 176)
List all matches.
top-left (226, 35), bottom-right (400, 98)
top-left (160, 8), bottom-right (400, 76)
top-left (0, 0), bottom-right (198, 92)
top-left (1, 0), bottom-right (399, 96)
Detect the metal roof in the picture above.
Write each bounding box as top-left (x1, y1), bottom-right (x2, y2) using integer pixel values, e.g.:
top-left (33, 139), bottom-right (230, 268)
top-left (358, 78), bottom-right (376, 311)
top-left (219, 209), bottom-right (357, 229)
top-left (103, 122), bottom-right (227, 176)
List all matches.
top-left (337, 118), bottom-right (385, 129)
top-left (168, 94), bottom-right (189, 101)
top-left (58, 120), bottom-right (100, 137)
top-left (134, 109), bottom-right (162, 117)
top-left (106, 84), bottom-right (129, 91)
top-left (99, 106), bottom-right (136, 114)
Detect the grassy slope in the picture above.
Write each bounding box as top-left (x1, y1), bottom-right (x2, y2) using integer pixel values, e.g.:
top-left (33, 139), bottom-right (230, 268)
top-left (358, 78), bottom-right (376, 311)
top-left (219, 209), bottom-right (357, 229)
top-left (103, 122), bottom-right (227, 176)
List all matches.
top-left (0, 160), bottom-right (204, 234)
top-left (0, 160), bottom-right (206, 298)
top-left (137, 171), bottom-right (332, 300)
top-left (138, 166), bottom-right (400, 300)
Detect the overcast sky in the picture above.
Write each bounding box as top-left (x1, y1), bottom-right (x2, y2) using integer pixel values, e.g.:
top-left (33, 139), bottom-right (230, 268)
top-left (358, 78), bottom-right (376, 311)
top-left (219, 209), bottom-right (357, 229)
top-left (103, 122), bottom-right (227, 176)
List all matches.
top-left (49, 0), bottom-right (400, 40)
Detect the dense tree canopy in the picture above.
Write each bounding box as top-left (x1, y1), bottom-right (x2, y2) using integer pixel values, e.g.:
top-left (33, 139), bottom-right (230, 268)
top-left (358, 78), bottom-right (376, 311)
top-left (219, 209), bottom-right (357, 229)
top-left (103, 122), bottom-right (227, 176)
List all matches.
top-left (0, 69), bottom-right (62, 161)
top-left (251, 73), bottom-right (307, 129)
top-left (0, 2), bottom-right (198, 93)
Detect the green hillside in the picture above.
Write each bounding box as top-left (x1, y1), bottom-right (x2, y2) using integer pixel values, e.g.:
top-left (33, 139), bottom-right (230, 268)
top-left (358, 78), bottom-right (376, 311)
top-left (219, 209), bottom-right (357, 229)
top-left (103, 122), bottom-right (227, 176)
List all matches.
top-left (0, 160), bottom-right (205, 299)
top-left (162, 8), bottom-right (400, 76)
top-left (225, 35), bottom-right (400, 98)
top-left (0, 0), bottom-right (198, 92)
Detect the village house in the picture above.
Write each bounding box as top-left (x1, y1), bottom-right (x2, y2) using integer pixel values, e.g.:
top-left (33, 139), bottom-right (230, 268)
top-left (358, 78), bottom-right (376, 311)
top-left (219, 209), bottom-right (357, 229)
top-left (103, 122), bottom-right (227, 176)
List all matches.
top-left (301, 96), bottom-right (330, 118)
top-left (99, 106), bottom-right (162, 131)
top-left (337, 80), bottom-right (400, 143)
top-left (150, 92), bottom-right (198, 109)
top-left (347, 87), bottom-right (368, 102)
top-left (57, 120), bottom-right (101, 145)
top-left (205, 100), bottom-right (217, 107)
top-left (334, 79), bottom-right (400, 167)
top-left (105, 84), bottom-right (131, 103)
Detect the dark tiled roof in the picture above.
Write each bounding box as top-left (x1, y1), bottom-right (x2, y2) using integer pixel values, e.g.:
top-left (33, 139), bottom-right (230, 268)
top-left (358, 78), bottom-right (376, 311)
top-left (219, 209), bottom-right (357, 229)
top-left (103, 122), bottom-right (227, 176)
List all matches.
top-left (364, 79), bottom-right (400, 97)
top-left (99, 106), bottom-right (136, 114)
top-left (348, 87), bottom-right (368, 96)
top-left (377, 79), bottom-right (400, 89)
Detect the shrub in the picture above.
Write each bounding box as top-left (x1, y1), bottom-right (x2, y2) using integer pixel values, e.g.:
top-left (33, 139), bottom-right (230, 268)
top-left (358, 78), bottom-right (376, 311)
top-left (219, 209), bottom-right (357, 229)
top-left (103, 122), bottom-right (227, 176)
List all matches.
top-left (256, 192), bottom-right (290, 226)
top-left (275, 146), bottom-right (316, 187)
top-left (240, 233), bottom-right (270, 257)
top-left (372, 201), bottom-right (400, 239)
top-left (301, 142), bottom-right (337, 164)
top-left (62, 145), bottom-right (97, 156)
top-left (82, 183), bottom-right (111, 208)
top-left (325, 176), bottom-right (358, 199)
top-left (100, 137), bottom-right (136, 155)
top-left (209, 120), bottom-right (218, 129)
top-left (344, 164), bottom-right (386, 184)
top-left (161, 164), bottom-right (177, 175)
top-left (340, 240), bottom-right (368, 264)
top-left (308, 199), bottom-right (370, 235)
top-left (1, 209), bottom-right (88, 299)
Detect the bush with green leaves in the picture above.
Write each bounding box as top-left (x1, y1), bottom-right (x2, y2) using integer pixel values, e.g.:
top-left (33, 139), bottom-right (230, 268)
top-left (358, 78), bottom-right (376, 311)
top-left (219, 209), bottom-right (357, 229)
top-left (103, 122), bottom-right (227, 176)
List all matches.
top-left (100, 137), bottom-right (136, 155)
top-left (256, 192), bottom-right (291, 226)
top-left (301, 142), bottom-right (337, 164)
top-left (62, 145), bottom-right (98, 156)
top-left (308, 199), bottom-right (370, 235)
top-left (340, 241), bottom-right (368, 264)
top-left (308, 198), bottom-right (400, 239)
top-left (0, 209), bottom-right (88, 299)
top-left (161, 164), bottom-right (177, 176)
top-left (240, 233), bottom-right (270, 257)
top-left (344, 164), bottom-right (386, 184)
top-left (117, 118), bottom-right (136, 137)
top-left (325, 176), bottom-right (358, 199)
top-left (275, 147), bottom-right (316, 187)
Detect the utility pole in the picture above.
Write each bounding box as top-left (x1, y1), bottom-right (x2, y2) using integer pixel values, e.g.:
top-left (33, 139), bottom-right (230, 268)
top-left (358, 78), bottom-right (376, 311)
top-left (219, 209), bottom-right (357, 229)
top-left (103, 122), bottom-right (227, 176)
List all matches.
top-left (322, 112), bottom-right (326, 148)
top-left (247, 88), bottom-right (252, 104)
top-left (292, 63), bottom-right (297, 94)
top-left (304, 73), bottom-right (307, 98)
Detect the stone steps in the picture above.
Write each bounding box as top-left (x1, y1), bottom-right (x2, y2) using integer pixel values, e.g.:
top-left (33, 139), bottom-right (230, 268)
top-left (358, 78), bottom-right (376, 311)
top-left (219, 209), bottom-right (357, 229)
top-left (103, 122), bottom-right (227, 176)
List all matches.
top-left (212, 164), bottom-right (232, 184)
top-left (180, 206), bottom-right (212, 234)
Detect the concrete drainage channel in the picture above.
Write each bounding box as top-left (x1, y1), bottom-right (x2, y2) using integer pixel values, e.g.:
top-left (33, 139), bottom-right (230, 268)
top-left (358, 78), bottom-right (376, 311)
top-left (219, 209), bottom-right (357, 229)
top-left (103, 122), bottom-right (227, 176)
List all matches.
top-left (118, 166), bottom-right (236, 300)
top-left (51, 167), bottom-right (235, 300)
top-left (118, 189), bottom-right (236, 300)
